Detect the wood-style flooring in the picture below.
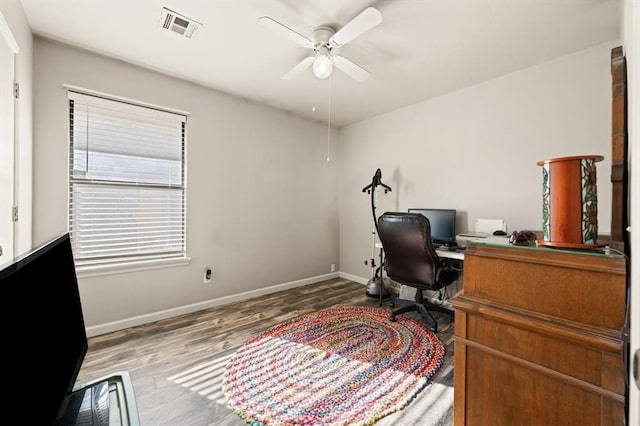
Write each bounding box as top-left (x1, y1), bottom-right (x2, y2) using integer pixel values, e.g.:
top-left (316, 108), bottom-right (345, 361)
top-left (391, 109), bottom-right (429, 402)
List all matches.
top-left (76, 278), bottom-right (455, 425)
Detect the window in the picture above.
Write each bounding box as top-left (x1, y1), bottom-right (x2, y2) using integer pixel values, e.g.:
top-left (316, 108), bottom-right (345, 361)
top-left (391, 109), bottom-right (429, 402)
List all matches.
top-left (68, 90), bottom-right (187, 268)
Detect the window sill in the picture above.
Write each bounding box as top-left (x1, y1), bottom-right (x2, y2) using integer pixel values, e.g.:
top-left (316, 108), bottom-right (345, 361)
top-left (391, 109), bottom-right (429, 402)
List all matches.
top-left (76, 256), bottom-right (191, 278)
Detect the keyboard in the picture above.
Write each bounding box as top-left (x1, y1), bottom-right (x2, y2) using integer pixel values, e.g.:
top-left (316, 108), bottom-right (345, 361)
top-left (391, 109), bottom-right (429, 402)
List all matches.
top-left (439, 245), bottom-right (466, 251)
top-left (436, 245), bottom-right (465, 252)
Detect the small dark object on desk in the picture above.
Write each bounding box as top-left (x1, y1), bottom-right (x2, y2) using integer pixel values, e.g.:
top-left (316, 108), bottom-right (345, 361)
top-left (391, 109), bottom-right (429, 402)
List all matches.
top-left (509, 230), bottom-right (536, 246)
top-left (493, 230), bottom-right (508, 236)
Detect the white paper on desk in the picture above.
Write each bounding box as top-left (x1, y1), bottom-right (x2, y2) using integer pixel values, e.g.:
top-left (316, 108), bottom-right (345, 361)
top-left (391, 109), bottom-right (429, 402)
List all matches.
top-left (475, 218), bottom-right (506, 233)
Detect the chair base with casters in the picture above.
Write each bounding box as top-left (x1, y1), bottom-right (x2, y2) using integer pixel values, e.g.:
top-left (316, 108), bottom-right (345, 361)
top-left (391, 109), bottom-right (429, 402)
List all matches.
top-left (389, 288), bottom-right (454, 332)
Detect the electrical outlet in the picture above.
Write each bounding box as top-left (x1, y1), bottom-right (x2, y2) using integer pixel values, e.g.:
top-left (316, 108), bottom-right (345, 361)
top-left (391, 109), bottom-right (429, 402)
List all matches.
top-left (331, 264), bottom-right (336, 272)
top-left (204, 267), bottom-right (212, 283)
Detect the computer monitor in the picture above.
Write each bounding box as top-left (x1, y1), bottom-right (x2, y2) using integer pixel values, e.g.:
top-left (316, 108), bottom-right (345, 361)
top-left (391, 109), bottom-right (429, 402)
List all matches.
top-left (1, 233), bottom-right (88, 425)
top-left (408, 208), bottom-right (457, 245)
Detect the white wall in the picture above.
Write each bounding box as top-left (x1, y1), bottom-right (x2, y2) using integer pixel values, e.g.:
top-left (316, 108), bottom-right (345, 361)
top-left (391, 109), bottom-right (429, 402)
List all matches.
top-left (339, 41), bottom-right (619, 281)
top-left (0, 0), bottom-right (32, 255)
top-left (33, 37), bottom-right (340, 334)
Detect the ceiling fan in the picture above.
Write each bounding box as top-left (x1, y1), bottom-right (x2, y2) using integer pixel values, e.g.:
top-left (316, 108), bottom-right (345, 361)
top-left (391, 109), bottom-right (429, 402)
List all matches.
top-left (258, 7), bottom-right (383, 82)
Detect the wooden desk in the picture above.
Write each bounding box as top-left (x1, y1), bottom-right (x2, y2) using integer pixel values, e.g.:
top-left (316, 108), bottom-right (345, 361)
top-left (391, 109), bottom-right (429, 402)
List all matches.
top-left (451, 242), bottom-right (627, 425)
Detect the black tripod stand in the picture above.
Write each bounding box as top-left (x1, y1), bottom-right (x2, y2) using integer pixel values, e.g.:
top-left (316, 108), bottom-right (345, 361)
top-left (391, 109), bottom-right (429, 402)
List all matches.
top-left (362, 168), bottom-right (392, 305)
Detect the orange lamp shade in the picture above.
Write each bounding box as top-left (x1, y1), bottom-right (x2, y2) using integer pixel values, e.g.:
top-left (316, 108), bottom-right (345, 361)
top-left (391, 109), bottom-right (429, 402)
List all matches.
top-left (536, 155), bottom-right (604, 248)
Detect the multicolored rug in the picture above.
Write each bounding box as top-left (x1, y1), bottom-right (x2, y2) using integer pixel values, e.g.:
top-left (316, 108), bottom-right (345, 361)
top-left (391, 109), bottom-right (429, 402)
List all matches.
top-left (222, 304), bottom-right (445, 425)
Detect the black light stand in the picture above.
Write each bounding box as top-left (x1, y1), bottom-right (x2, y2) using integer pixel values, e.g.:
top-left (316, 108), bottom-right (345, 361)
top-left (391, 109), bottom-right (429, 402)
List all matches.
top-left (362, 168), bottom-right (392, 305)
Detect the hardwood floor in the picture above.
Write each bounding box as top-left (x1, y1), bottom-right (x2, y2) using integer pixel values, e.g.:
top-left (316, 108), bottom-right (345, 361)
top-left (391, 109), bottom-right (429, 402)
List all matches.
top-left (76, 278), bottom-right (455, 425)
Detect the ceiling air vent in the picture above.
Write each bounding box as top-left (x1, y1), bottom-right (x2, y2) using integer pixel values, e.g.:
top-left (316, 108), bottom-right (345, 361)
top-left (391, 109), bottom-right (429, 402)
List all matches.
top-left (159, 7), bottom-right (202, 38)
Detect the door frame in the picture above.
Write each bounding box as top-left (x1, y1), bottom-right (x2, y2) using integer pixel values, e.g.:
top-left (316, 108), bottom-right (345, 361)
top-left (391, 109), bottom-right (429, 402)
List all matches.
top-left (0, 11), bottom-right (19, 262)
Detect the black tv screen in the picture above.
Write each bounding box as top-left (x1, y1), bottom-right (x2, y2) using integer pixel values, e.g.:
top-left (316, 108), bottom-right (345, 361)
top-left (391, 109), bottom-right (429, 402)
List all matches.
top-left (1, 233), bottom-right (87, 425)
top-left (408, 208), bottom-right (457, 244)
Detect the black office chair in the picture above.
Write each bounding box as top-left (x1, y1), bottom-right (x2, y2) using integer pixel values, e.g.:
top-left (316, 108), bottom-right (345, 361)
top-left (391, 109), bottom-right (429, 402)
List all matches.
top-left (377, 212), bottom-right (460, 332)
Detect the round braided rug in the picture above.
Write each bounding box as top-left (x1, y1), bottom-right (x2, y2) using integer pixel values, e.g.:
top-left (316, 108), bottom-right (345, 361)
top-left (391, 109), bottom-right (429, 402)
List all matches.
top-left (222, 304), bottom-right (444, 425)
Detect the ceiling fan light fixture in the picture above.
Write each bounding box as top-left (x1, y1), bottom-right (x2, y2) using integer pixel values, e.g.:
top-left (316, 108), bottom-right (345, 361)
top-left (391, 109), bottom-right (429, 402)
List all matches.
top-left (313, 53), bottom-right (333, 79)
top-left (259, 6), bottom-right (382, 82)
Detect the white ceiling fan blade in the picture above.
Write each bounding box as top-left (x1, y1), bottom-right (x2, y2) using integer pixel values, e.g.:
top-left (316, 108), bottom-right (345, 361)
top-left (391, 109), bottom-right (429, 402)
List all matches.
top-left (329, 7), bottom-right (382, 48)
top-left (333, 55), bottom-right (371, 82)
top-left (282, 56), bottom-right (315, 80)
top-left (258, 16), bottom-right (313, 48)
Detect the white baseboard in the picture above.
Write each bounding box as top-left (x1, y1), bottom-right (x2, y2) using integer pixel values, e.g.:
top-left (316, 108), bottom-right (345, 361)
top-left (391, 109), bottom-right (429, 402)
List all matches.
top-left (339, 271), bottom-right (368, 285)
top-left (86, 272), bottom-right (340, 337)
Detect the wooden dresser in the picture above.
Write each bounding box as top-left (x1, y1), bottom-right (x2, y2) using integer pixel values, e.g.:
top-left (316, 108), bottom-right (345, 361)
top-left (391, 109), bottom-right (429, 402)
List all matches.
top-left (451, 242), bottom-right (627, 425)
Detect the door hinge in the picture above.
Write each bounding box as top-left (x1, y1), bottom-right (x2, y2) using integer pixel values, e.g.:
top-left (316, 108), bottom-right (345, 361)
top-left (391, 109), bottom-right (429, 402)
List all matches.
top-left (13, 82), bottom-right (19, 99)
top-left (12, 206), bottom-right (18, 222)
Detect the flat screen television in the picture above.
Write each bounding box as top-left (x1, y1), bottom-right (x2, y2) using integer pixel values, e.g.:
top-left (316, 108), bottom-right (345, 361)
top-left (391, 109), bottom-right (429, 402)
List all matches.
top-left (408, 208), bottom-right (457, 245)
top-left (1, 233), bottom-right (88, 425)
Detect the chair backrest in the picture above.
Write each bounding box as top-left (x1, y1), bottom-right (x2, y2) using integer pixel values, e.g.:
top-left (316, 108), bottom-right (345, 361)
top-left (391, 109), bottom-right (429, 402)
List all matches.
top-left (377, 211), bottom-right (447, 290)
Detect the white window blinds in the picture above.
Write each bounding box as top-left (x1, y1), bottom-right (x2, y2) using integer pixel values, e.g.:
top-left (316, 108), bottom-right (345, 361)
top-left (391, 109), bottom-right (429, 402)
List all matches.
top-left (68, 91), bottom-right (187, 266)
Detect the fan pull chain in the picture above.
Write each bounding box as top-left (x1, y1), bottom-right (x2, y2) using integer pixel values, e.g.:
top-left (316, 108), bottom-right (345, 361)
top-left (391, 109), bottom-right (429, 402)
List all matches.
top-left (312, 78), bottom-right (317, 112)
top-left (327, 77), bottom-right (331, 162)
